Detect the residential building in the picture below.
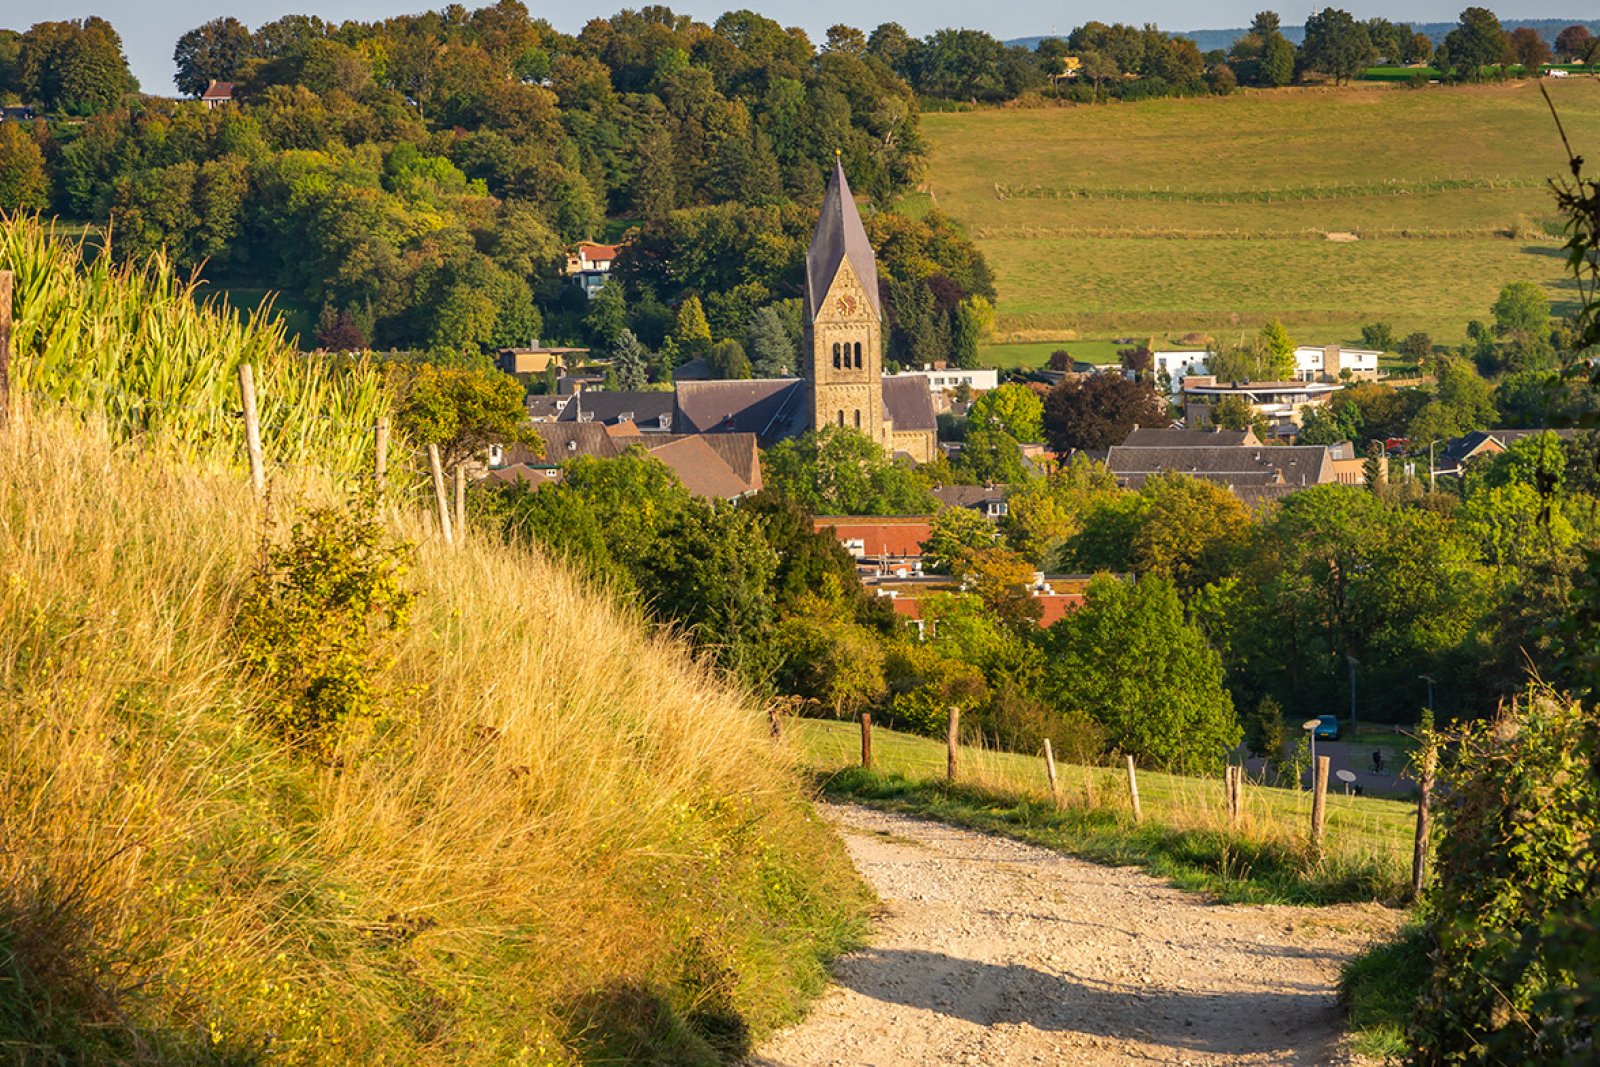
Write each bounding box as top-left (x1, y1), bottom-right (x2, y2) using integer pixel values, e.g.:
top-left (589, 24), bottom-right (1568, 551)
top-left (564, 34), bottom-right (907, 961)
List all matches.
top-left (1149, 351), bottom-right (1210, 398)
top-left (1122, 426), bottom-right (1262, 448)
top-left (1432, 429), bottom-right (1580, 478)
top-left (866, 573), bottom-right (1089, 631)
top-left (813, 516), bottom-right (933, 575)
top-left (889, 366), bottom-right (1000, 395)
top-left (931, 484), bottom-right (1009, 520)
top-left (200, 81), bottom-right (234, 109)
top-left (489, 424), bottom-right (762, 501)
top-left (1293, 344), bottom-right (1381, 382)
top-left (496, 344), bottom-right (588, 376)
top-left (1105, 443), bottom-right (1340, 500)
top-left (0, 106), bottom-right (35, 122)
top-left (565, 242), bottom-right (619, 299)
top-left (556, 390), bottom-right (676, 432)
top-left (1182, 377), bottom-right (1341, 436)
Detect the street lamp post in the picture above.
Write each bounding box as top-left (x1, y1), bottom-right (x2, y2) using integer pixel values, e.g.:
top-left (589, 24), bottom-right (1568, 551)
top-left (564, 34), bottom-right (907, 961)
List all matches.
top-left (1419, 673), bottom-right (1435, 716)
top-left (1347, 654), bottom-right (1359, 736)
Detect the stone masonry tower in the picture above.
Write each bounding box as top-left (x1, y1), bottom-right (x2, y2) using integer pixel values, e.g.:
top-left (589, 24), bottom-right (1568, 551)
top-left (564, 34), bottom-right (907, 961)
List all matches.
top-left (805, 157), bottom-right (885, 445)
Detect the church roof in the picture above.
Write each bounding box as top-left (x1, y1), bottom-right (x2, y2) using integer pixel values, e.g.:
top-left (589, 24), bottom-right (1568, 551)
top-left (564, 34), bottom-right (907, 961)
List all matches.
top-left (882, 375), bottom-right (936, 433)
top-left (674, 379), bottom-right (810, 442)
top-left (806, 158), bottom-right (882, 319)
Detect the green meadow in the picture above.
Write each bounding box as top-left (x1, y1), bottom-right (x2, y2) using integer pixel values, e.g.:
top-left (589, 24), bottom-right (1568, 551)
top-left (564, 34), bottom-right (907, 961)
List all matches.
top-left (921, 80), bottom-right (1600, 366)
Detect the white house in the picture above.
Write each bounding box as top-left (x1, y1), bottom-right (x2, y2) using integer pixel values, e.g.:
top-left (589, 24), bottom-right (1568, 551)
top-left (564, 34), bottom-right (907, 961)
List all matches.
top-left (1294, 345), bottom-right (1380, 382)
top-left (565, 242), bottom-right (620, 299)
top-left (1150, 351), bottom-right (1210, 399)
top-left (890, 366), bottom-right (999, 395)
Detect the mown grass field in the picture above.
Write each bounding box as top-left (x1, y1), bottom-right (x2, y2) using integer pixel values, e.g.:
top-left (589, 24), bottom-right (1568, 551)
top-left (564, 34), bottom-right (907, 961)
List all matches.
top-left (922, 80), bottom-right (1600, 364)
top-left (795, 718), bottom-right (1416, 903)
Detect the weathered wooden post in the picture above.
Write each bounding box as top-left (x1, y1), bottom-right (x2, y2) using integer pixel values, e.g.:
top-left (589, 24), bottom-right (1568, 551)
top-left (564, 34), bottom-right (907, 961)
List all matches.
top-left (1310, 755), bottom-right (1330, 858)
top-left (1125, 754), bottom-right (1142, 823)
top-left (428, 443), bottom-right (453, 546)
top-left (1411, 743), bottom-right (1436, 901)
top-left (947, 706), bottom-right (960, 784)
top-left (454, 462), bottom-right (466, 541)
top-left (1225, 765), bottom-right (1240, 828)
top-left (860, 712), bottom-right (872, 769)
top-left (238, 363), bottom-right (264, 500)
top-left (1043, 738), bottom-right (1061, 805)
top-left (0, 270), bottom-right (12, 428)
top-left (374, 416), bottom-right (389, 492)
top-left (767, 704), bottom-right (783, 741)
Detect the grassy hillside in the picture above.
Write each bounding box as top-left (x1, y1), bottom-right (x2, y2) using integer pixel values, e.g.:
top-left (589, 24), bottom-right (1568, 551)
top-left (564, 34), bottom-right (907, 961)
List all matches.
top-left (921, 80), bottom-right (1600, 358)
top-left (0, 219), bottom-right (868, 1064)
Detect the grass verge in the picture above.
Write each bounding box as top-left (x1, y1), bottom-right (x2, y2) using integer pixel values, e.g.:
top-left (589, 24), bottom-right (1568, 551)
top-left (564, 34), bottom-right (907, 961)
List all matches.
top-left (799, 719), bottom-right (1413, 905)
top-left (1339, 925), bottom-right (1430, 1060)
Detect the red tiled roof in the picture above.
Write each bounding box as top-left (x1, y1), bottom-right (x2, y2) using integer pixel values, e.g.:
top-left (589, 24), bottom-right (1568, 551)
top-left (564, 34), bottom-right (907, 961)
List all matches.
top-left (200, 81), bottom-right (234, 100)
top-left (814, 517), bottom-right (934, 558)
top-left (578, 241), bottom-right (618, 260)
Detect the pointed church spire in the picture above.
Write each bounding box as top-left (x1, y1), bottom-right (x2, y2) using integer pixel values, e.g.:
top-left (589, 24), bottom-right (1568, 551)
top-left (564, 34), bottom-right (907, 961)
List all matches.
top-left (806, 156), bottom-right (881, 319)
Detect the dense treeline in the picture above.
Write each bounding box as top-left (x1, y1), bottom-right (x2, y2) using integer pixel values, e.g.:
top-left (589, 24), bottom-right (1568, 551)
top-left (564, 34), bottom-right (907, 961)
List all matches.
top-left (0, 3), bottom-right (995, 364)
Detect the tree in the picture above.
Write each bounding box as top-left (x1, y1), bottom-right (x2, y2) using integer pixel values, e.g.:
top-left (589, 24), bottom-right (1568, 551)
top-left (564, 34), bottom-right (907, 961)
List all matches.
top-left (1045, 575), bottom-right (1240, 772)
top-left (173, 17), bottom-right (254, 97)
top-left (1554, 24), bottom-right (1593, 62)
top-left (956, 425), bottom-right (1030, 484)
top-left (674, 295), bottom-right (712, 355)
top-left (1301, 8), bottom-right (1376, 84)
top-left (1260, 34), bottom-right (1296, 85)
top-left (391, 364), bottom-right (534, 470)
top-left (584, 280), bottom-right (627, 348)
top-left (745, 305), bottom-right (795, 377)
top-left (0, 123), bottom-right (48, 211)
top-left (959, 546), bottom-right (1043, 628)
top-left (1001, 455), bottom-right (1120, 567)
top-left (1360, 322), bottom-right (1395, 352)
top-left (612, 328), bottom-right (649, 390)
top-left (1126, 473), bottom-right (1253, 595)
top-left (968, 383), bottom-right (1044, 443)
top-left (1492, 281), bottom-right (1550, 344)
top-left (923, 506), bottom-right (997, 573)
top-left (705, 338), bottom-right (752, 379)
top-left (1260, 320), bottom-right (1296, 379)
top-left (1042, 374), bottom-right (1169, 453)
top-left (19, 18), bottom-right (137, 114)
top-left (772, 614), bottom-right (886, 717)
top-left (1400, 331), bottom-right (1434, 366)
top-left (1242, 696), bottom-right (1286, 761)
top-left (1443, 7), bottom-right (1511, 79)
top-left (1507, 27), bottom-right (1551, 72)
top-left (763, 428), bottom-right (937, 515)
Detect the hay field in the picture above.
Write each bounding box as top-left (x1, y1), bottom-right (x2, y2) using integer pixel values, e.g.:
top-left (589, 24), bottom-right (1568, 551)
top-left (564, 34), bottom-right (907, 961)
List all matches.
top-left (922, 80), bottom-right (1600, 359)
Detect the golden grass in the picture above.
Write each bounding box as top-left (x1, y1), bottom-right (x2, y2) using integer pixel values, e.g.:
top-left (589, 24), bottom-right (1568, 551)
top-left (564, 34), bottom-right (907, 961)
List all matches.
top-left (0, 412), bottom-right (867, 1064)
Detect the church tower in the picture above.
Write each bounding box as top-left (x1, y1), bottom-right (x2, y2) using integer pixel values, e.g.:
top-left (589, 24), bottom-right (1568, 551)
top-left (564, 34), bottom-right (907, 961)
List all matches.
top-left (805, 157), bottom-right (886, 446)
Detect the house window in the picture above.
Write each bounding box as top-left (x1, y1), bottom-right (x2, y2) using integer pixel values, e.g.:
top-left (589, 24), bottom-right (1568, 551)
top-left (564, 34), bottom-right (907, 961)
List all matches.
top-left (833, 343), bottom-right (841, 369)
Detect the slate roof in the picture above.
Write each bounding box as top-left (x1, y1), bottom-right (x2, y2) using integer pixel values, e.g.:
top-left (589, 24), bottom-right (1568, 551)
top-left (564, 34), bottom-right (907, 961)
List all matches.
top-left (556, 390), bottom-right (676, 430)
top-left (674, 379), bottom-right (809, 441)
top-left (1123, 427), bottom-right (1259, 447)
top-left (646, 436), bottom-right (754, 500)
top-left (882, 374), bottom-right (937, 433)
top-left (496, 424), bottom-right (762, 500)
top-left (1105, 445), bottom-right (1336, 491)
top-left (932, 484), bottom-right (1007, 510)
top-left (806, 158), bottom-right (881, 318)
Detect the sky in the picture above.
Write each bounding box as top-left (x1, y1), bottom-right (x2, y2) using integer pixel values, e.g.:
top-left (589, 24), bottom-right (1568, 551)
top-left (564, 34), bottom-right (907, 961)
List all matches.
top-left (12, 0), bottom-right (1598, 98)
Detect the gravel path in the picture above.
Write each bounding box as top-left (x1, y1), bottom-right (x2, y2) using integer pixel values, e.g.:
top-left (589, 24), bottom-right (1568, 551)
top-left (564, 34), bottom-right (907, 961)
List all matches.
top-left (751, 804), bottom-right (1401, 1067)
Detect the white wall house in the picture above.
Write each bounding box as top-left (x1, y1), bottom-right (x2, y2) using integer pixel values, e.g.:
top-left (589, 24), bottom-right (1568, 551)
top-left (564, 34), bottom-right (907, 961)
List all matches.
top-left (1150, 351), bottom-right (1210, 399)
top-left (890, 367), bottom-right (999, 395)
top-left (1294, 345), bottom-right (1380, 382)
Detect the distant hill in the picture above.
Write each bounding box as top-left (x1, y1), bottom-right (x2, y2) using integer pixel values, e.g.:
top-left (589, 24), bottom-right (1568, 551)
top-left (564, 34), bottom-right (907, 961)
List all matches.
top-left (1008, 17), bottom-right (1600, 54)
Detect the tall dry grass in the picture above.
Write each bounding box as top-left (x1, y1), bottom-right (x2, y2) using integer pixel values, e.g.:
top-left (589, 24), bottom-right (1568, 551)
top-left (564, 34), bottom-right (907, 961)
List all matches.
top-left (0, 417), bottom-right (864, 1062)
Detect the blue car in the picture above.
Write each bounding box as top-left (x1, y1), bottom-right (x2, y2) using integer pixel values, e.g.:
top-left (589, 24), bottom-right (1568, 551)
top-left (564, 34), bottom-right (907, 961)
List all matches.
top-left (1313, 714), bottom-right (1341, 740)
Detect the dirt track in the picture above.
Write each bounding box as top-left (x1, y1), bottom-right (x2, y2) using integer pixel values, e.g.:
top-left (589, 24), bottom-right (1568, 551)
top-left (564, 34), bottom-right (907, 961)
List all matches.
top-left (750, 804), bottom-right (1400, 1067)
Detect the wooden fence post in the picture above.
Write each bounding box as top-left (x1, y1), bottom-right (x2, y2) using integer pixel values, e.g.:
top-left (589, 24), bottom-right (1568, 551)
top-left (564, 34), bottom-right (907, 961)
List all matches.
top-left (1411, 743), bottom-right (1436, 901)
top-left (767, 704), bottom-right (783, 741)
top-left (0, 270), bottom-right (12, 428)
top-left (1043, 738), bottom-right (1060, 805)
top-left (1225, 765), bottom-right (1239, 828)
top-left (428, 443), bottom-right (453, 546)
top-left (947, 706), bottom-right (960, 784)
top-left (238, 363), bottom-right (264, 500)
top-left (1311, 755), bottom-right (1330, 858)
top-left (859, 712), bottom-right (872, 769)
top-left (374, 416), bottom-right (389, 492)
top-left (453, 463), bottom-right (466, 542)
top-left (1125, 754), bottom-right (1142, 823)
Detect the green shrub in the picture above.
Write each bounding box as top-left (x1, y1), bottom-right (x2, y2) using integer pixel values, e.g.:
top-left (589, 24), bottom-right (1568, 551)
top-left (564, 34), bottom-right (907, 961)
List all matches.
top-left (234, 501), bottom-right (414, 755)
top-left (1410, 688), bottom-right (1600, 1064)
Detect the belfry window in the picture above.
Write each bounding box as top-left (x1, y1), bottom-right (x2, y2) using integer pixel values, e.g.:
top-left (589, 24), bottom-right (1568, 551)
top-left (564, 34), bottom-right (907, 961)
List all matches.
top-left (832, 342), bottom-right (841, 369)
top-left (837, 410), bottom-right (845, 427)
top-left (853, 341), bottom-right (863, 368)
top-left (854, 409), bottom-right (861, 429)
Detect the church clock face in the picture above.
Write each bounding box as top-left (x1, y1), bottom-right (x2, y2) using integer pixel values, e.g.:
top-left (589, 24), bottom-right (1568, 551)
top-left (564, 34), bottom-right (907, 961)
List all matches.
top-left (833, 293), bottom-right (859, 317)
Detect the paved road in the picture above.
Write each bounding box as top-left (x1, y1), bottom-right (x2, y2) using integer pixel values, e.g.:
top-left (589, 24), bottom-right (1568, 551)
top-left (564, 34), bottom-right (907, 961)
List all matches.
top-left (1243, 740), bottom-right (1416, 799)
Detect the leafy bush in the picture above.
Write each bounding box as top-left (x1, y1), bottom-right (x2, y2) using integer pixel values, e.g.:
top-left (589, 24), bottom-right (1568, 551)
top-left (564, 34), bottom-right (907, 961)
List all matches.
top-left (234, 502), bottom-right (414, 755)
top-left (1410, 689), bottom-right (1600, 1064)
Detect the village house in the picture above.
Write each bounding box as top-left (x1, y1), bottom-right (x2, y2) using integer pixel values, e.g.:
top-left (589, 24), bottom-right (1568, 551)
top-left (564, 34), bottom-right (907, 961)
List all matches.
top-left (931, 483), bottom-right (1009, 520)
top-left (1105, 441), bottom-right (1342, 502)
top-left (565, 242), bottom-right (619, 299)
top-left (496, 343), bottom-right (588, 376)
top-left (888, 366), bottom-right (999, 396)
top-left (200, 81), bottom-right (234, 109)
top-left (1182, 377), bottom-right (1340, 436)
top-left (1431, 429), bottom-right (1580, 478)
top-left (489, 423), bottom-right (762, 502)
top-left (1293, 344), bottom-right (1381, 382)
